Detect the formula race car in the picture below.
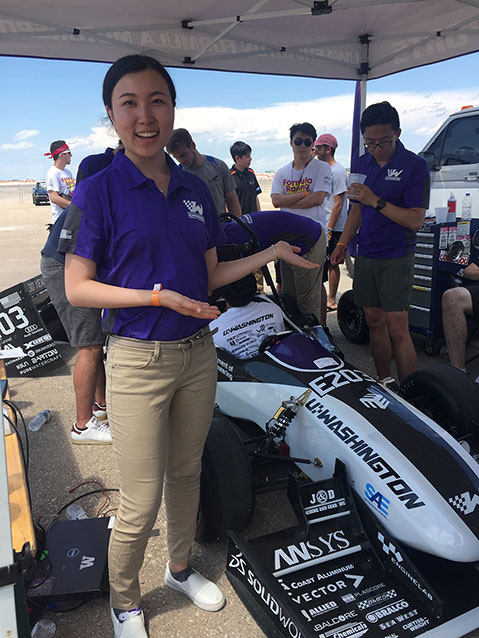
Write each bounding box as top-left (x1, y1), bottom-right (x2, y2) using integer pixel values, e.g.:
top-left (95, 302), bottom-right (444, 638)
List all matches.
top-left (198, 216), bottom-right (479, 638)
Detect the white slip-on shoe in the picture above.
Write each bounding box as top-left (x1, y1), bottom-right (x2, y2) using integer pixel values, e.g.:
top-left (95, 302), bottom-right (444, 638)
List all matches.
top-left (111, 608), bottom-right (147, 638)
top-left (71, 415), bottom-right (112, 445)
top-left (164, 563), bottom-right (225, 612)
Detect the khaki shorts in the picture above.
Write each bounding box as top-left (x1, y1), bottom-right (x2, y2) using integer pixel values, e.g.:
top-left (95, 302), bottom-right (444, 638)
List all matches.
top-left (41, 255), bottom-right (104, 347)
top-left (353, 254), bottom-right (414, 312)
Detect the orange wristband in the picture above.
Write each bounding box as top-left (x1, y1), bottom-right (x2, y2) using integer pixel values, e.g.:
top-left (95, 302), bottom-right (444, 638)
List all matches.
top-left (304, 190), bottom-right (309, 197)
top-left (337, 242), bottom-right (348, 249)
top-left (152, 284), bottom-right (162, 306)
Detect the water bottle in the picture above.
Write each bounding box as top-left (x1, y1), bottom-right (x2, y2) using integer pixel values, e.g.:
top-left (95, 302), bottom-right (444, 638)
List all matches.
top-left (66, 503), bottom-right (89, 520)
top-left (461, 193), bottom-right (472, 221)
top-left (447, 192), bottom-right (456, 222)
top-left (31, 619), bottom-right (56, 637)
top-left (27, 410), bottom-right (51, 432)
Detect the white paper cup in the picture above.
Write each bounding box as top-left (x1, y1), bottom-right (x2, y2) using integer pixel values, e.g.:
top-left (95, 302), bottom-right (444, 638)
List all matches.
top-left (348, 173), bottom-right (367, 186)
top-left (435, 207), bottom-right (448, 223)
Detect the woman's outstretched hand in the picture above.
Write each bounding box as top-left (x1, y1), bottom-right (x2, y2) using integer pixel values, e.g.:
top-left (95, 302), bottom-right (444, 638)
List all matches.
top-left (274, 241), bottom-right (320, 269)
top-left (158, 289), bottom-right (220, 319)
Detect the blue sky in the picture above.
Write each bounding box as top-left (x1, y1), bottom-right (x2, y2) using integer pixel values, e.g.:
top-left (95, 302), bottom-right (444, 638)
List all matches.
top-left (0, 52), bottom-right (477, 180)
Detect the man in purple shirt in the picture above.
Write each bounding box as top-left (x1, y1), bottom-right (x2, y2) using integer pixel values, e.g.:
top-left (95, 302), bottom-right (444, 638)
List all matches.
top-left (331, 101), bottom-right (430, 383)
top-left (76, 144), bottom-right (121, 183)
top-left (222, 211), bottom-right (325, 323)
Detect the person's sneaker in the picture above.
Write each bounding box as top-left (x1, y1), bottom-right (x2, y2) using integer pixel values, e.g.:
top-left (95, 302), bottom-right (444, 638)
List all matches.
top-left (71, 415), bottom-right (112, 445)
top-left (164, 563), bottom-right (225, 612)
top-left (92, 401), bottom-right (108, 421)
top-left (111, 608), bottom-right (147, 638)
top-left (378, 376), bottom-right (400, 393)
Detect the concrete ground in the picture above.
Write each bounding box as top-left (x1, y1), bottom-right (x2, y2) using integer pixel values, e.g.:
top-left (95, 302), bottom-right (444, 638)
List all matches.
top-left (1, 182), bottom-right (478, 637)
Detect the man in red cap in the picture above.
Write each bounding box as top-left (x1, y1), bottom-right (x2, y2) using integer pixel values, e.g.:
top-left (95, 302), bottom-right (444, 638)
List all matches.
top-left (45, 140), bottom-right (75, 224)
top-left (314, 133), bottom-right (348, 312)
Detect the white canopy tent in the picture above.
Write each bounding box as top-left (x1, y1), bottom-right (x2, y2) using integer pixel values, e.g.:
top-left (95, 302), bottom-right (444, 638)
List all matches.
top-left (0, 0), bottom-right (478, 81)
top-left (0, 2), bottom-right (478, 636)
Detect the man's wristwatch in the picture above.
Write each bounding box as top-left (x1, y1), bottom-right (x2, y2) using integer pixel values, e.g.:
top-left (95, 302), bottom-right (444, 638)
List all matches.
top-left (376, 198), bottom-right (387, 212)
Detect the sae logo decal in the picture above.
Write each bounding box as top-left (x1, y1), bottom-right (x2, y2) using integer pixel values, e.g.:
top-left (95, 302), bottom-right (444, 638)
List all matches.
top-left (364, 483), bottom-right (390, 518)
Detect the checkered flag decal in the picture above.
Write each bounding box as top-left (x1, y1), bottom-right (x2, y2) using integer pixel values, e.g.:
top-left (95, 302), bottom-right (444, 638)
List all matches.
top-left (357, 590), bottom-right (396, 610)
top-left (448, 492), bottom-right (471, 514)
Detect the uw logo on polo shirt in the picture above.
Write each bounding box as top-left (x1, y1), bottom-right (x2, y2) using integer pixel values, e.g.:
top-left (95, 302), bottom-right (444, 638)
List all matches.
top-left (385, 168), bottom-right (403, 181)
top-left (183, 200), bottom-right (205, 223)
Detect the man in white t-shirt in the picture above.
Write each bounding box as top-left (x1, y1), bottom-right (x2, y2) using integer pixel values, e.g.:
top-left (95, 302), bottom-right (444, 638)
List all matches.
top-left (271, 122), bottom-right (331, 227)
top-left (211, 274), bottom-right (284, 359)
top-left (314, 133), bottom-right (349, 311)
top-left (45, 140), bottom-right (76, 223)
top-left (271, 122), bottom-right (331, 323)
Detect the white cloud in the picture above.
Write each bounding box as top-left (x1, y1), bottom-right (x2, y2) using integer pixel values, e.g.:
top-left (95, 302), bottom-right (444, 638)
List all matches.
top-left (173, 87), bottom-right (479, 170)
top-left (68, 125), bottom-right (119, 152)
top-left (14, 129), bottom-right (39, 141)
top-left (1, 141), bottom-right (34, 151)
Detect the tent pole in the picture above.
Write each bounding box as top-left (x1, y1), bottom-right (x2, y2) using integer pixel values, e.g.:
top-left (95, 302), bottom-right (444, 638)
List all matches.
top-left (359, 77), bottom-right (367, 156)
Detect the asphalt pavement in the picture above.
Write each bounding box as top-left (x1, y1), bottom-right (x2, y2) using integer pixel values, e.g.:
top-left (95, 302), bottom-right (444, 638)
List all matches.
top-left (1, 183), bottom-right (478, 638)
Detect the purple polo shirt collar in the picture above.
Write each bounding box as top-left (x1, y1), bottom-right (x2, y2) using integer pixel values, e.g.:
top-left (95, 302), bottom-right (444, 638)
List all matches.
top-left (114, 149), bottom-right (195, 194)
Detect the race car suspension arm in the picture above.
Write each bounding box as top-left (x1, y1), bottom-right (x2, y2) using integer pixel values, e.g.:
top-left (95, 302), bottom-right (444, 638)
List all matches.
top-left (249, 450), bottom-right (315, 465)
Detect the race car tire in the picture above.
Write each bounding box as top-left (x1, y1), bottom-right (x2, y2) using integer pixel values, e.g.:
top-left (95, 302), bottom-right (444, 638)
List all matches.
top-left (197, 411), bottom-right (255, 542)
top-left (399, 366), bottom-right (479, 438)
top-left (337, 290), bottom-right (369, 343)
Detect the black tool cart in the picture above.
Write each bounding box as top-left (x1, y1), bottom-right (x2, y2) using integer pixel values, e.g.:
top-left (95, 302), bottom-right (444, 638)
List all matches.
top-left (409, 218), bottom-right (479, 355)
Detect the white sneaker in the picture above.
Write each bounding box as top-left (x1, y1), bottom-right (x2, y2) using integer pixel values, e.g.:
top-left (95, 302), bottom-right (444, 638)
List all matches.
top-left (164, 563), bottom-right (225, 612)
top-left (378, 376), bottom-right (399, 393)
top-left (111, 608), bottom-right (147, 638)
top-left (71, 415), bottom-right (112, 445)
top-left (92, 401), bottom-right (108, 421)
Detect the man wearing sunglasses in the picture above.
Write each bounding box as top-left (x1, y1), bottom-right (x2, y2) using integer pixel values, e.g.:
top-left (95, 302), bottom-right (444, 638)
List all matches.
top-left (271, 122), bottom-right (331, 323)
top-left (331, 101), bottom-right (430, 384)
top-left (45, 139), bottom-right (76, 224)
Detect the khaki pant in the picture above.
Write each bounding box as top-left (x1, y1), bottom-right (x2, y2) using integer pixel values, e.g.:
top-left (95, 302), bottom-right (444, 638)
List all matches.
top-left (280, 232), bottom-right (327, 322)
top-left (105, 328), bottom-right (217, 609)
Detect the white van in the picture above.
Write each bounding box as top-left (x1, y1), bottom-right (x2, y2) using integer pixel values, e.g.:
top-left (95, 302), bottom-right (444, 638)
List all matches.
top-left (419, 105), bottom-right (479, 218)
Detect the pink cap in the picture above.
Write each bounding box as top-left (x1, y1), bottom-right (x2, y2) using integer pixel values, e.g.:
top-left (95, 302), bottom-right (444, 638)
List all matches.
top-left (314, 134), bottom-right (338, 149)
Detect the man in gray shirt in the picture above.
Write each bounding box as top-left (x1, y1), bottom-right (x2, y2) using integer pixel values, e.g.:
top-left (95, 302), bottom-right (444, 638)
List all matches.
top-left (167, 128), bottom-right (242, 217)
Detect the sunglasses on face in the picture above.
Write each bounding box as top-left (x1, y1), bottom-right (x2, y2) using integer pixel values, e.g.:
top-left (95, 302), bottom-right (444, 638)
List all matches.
top-left (293, 137), bottom-right (313, 147)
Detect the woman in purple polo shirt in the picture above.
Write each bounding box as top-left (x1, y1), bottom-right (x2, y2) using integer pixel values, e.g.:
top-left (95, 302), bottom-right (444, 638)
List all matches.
top-left (60, 55), bottom-right (317, 638)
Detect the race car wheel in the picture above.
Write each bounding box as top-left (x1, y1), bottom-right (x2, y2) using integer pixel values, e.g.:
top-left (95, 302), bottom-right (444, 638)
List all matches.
top-left (399, 366), bottom-right (479, 438)
top-left (197, 412), bottom-right (255, 542)
top-left (337, 290), bottom-right (369, 343)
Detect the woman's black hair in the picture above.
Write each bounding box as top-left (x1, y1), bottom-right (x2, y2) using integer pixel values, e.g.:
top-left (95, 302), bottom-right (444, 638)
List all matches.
top-left (360, 101), bottom-right (400, 133)
top-left (102, 54), bottom-right (177, 109)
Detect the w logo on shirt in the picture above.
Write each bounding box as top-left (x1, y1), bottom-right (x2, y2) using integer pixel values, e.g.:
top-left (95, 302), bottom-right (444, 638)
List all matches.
top-left (183, 200), bottom-right (205, 222)
top-left (385, 168), bottom-right (403, 181)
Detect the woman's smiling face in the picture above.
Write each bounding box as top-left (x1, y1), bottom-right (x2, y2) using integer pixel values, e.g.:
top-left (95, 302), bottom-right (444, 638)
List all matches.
top-left (106, 68), bottom-right (175, 165)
